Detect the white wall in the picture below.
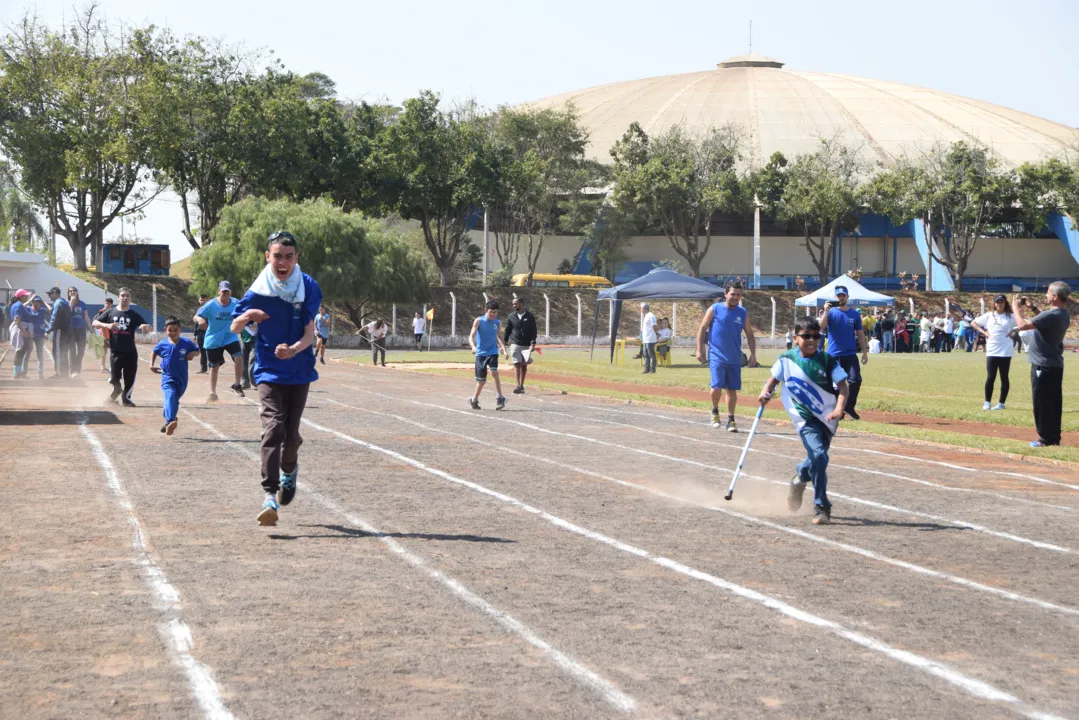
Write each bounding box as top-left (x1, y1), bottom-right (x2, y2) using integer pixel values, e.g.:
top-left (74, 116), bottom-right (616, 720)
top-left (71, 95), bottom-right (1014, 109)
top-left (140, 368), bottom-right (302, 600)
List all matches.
top-left (0, 253), bottom-right (111, 302)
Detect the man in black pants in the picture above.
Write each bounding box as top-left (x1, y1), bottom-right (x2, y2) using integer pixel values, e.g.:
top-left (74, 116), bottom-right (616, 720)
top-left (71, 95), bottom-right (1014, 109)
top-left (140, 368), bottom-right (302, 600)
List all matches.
top-left (93, 287), bottom-right (151, 407)
top-left (1013, 283), bottom-right (1071, 448)
top-left (503, 296), bottom-right (537, 394)
top-left (194, 293), bottom-right (209, 374)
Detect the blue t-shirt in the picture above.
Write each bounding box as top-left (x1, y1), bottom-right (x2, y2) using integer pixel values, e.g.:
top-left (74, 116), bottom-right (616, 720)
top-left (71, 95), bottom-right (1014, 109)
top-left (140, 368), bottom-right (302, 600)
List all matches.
top-left (824, 307), bottom-right (863, 357)
top-left (197, 297), bottom-right (241, 349)
top-left (20, 304), bottom-right (47, 337)
top-left (315, 313), bottom-right (330, 338)
top-left (232, 274), bottom-right (322, 386)
top-left (708, 303), bottom-right (748, 366)
top-left (70, 300), bottom-right (88, 329)
top-left (475, 316), bottom-right (501, 356)
top-left (9, 300), bottom-right (23, 330)
top-left (153, 337), bottom-right (199, 385)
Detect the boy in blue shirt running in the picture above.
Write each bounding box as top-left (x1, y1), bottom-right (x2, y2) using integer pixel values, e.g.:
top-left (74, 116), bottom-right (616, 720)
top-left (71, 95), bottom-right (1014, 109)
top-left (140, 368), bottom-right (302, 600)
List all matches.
top-left (468, 300), bottom-right (509, 411)
top-left (150, 316), bottom-right (200, 436)
top-left (232, 231), bottom-right (322, 526)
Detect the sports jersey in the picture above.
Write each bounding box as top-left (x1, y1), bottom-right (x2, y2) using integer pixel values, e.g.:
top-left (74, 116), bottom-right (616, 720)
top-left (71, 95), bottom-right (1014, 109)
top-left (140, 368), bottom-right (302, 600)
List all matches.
top-left (708, 303), bottom-right (747, 365)
top-left (98, 307), bottom-right (148, 354)
top-left (153, 337), bottom-right (199, 385)
top-left (770, 349), bottom-right (848, 435)
top-left (197, 297), bottom-right (240, 349)
top-left (232, 273), bottom-right (322, 386)
top-left (475, 316), bottom-right (501, 356)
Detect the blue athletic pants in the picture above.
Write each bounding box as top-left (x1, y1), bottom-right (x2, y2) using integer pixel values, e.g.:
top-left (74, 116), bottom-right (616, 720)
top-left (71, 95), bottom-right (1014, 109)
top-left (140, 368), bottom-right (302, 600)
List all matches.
top-left (162, 379), bottom-right (187, 423)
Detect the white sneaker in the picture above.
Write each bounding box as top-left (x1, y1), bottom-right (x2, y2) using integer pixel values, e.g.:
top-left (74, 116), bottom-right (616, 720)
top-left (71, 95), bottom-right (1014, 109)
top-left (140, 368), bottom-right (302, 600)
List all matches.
top-left (991, 402), bottom-right (1005, 411)
top-left (982, 401), bottom-right (991, 410)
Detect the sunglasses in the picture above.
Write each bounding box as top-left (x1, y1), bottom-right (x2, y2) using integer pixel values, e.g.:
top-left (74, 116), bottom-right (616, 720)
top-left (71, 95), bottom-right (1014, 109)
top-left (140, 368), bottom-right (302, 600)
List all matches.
top-left (798, 333), bottom-right (821, 340)
top-left (268, 231), bottom-right (296, 243)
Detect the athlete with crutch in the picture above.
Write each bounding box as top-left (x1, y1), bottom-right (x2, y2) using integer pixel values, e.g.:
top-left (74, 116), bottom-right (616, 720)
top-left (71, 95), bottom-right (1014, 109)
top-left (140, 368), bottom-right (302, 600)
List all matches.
top-left (757, 318), bottom-right (849, 525)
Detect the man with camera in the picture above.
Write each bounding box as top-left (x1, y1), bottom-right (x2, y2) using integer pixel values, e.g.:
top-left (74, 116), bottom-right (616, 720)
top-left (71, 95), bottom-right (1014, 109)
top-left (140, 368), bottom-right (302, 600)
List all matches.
top-left (1013, 282), bottom-right (1072, 448)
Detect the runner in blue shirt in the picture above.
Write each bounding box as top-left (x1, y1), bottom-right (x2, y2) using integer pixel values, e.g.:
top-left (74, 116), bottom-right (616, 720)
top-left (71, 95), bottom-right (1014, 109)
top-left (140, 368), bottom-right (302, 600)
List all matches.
top-left (818, 284), bottom-right (869, 420)
top-left (695, 282), bottom-right (757, 432)
top-left (232, 231), bottom-right (322, 526)
top-left (195, 281), bottom-right (245, 402)
top-left (314, 305), bottom-right (331, 365)
top-left (468, 300), bottom-right (509, 411)
top-left (150, 316), bottom-right (200, 436)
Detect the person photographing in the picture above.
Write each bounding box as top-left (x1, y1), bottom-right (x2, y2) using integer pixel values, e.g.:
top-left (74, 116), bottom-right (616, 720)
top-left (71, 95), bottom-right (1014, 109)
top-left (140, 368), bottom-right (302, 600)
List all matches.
top-left (1012, 283), bottom-right (1071, 448)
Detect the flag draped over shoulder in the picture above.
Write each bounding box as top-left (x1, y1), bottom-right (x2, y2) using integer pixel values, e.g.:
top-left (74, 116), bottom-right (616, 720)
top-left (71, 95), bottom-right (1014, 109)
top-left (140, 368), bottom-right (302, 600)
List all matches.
top-left (770, 350), bottom-right (847, 435)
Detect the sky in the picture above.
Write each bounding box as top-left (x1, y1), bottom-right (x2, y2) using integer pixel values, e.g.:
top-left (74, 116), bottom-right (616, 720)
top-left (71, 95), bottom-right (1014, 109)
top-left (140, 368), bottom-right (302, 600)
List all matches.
top-left (3, 0), bottom-right (1078, 264)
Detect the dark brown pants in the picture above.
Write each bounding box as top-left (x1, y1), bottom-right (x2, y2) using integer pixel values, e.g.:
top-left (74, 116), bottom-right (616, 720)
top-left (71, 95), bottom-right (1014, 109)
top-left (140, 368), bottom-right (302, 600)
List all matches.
top-left (258, 382), bottom-right (310, 493)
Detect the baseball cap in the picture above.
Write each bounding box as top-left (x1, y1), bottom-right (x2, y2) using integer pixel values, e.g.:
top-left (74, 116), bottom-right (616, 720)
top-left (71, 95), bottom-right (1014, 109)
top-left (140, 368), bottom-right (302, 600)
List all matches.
top-left (47, 286), bottom-right (61, 296)
top-left (218, 280), bottom-right (232, 292)
top-left (31, 294), bottom-right (43, 303)
top-left (13, 289), bottom-right (29, 300)
top-left (994, 294), bottom-right (1007, 303)
top-left (834, 285), bottom-right (849, 296)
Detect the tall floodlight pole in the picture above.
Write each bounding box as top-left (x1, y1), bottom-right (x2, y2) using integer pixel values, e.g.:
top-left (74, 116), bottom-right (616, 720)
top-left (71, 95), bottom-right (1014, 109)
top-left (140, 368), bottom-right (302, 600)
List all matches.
top-left (753, 194), bottom-right (762, 290)
top-left (482, 206), bottom-right (489, 283)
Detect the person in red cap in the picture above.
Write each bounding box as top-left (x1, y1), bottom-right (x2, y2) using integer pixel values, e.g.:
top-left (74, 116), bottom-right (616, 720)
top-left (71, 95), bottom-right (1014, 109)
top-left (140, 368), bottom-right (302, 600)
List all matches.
top-left (9, 290), bottom-right (30, 378)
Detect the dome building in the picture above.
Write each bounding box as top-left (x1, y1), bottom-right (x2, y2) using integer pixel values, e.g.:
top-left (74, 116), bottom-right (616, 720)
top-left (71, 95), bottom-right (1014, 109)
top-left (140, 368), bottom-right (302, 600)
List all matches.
top-left (501, 56), bottom-right (1079, 291)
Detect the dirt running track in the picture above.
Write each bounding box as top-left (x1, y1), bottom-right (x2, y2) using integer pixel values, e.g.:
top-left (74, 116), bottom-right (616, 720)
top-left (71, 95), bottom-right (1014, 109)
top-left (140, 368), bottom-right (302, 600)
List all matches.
top-left (2, 348), bottom-right (1079, 719)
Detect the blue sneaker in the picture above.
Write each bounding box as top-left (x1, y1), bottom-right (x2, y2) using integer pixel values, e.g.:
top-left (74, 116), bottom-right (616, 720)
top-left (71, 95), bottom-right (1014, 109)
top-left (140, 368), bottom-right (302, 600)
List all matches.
top-left (257, 496), bottom-right (280, 526)
top-left (277, 465), bottom-right (298, 506)
top-left (1029, 440), bottom-right (1048, 448)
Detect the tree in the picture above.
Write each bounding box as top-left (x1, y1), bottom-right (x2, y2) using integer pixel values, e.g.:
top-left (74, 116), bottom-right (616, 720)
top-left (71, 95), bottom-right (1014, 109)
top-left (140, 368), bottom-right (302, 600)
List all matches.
top-left (773, 139), bottom-right (864, 285)
top-left (378, 92), bottom-right (506, 285)
top-left (866, 142), bottom-right (1014, 290)
top-left (339, 219), bottom-right (430, 330)
top-left (0, 8), bottom-right (161, 270)
top-left (610, 122), bottom-right (746, 277)
top-left (0, 161), bottom-right (48, 254)
top-left (1015, 157), bottom-right (1079, 231)
top-left (488, 104), bottom-right (599, 282)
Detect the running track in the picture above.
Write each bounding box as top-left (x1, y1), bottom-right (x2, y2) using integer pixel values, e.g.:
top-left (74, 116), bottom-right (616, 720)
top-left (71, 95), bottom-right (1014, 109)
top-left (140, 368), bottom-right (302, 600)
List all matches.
top-left (2, 349), bottom-right (1078, 719)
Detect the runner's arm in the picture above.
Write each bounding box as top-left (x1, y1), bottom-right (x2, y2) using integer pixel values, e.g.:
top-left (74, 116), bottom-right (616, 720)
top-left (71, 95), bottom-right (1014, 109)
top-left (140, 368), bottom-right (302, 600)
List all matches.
top-left (828, 380), bottom-right (849, 420)
top-left (744, 316), bottom-right (757, 362)
top-left (468, 318), bottom-right (480, 353)
top-left (274, 319), bottom-right (315, 359)
top-left (695, 306), bottom-right (714, 361)
top-left (758, 375), bottom-right (779, 404)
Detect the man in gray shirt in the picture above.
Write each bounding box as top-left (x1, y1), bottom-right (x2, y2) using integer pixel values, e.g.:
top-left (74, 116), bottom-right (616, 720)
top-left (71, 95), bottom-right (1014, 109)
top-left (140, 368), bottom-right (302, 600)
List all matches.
top-left (1013, 281), bottom-right (1072, 447)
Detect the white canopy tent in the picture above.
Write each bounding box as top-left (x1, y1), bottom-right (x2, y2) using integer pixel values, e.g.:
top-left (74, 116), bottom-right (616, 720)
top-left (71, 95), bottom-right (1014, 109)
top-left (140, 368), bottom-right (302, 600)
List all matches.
top-left (795, 274), bottom-right (895, 308)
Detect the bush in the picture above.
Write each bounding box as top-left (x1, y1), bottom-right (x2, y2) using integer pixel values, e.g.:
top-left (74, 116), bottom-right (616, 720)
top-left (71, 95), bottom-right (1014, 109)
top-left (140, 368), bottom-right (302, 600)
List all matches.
top-left (484, 267), bottom-right (514, 288)
top-left (556, 258), bottom-right (574, 274)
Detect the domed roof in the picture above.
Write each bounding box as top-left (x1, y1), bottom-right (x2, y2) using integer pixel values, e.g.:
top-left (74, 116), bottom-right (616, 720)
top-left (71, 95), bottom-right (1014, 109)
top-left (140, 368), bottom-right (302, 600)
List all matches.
top-left (528, 56), bottom-right (1079, 168)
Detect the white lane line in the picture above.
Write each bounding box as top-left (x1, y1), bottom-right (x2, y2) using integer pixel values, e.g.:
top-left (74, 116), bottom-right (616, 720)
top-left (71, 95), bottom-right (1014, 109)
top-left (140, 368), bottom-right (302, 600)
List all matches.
top-left (356, 388), bottom-right (1074, 556)
top-left (326, 398), bottom-right (1079, 619)
top-left (181, 409), bottom-right (638, 714)
top-left (523, 398), bottom-right (1079, 513)
top-left (551, 398), bottom-right (1079, 492)
top-left (298, 404), bottom-right (1064, 720)
top-left (79, 421), bottom-right (234, 720)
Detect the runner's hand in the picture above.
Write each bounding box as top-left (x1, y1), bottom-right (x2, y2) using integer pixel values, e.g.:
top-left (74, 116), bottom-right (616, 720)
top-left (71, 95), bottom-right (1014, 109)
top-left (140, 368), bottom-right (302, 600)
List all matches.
top-left (150, 366), bottom-right (161, 374)
top-left (245, 309), bottom-right (270, 324)
top-left (861, 352), bottom-right (869, 365)
top-left (695, 350), bottom-right (705, 363)
top-left (110, 322), bottom-right (119, 331)
top-left (274, 343), bottom-right (294, 359)
top-left (758, 391), bottom-right (772, 406)
top-left (826, 408), bottom-right (844, 422)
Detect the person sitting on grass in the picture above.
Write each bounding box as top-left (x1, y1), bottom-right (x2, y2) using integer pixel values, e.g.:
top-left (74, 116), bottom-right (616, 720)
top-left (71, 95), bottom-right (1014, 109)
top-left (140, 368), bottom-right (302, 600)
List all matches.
top-left (758, 318), bottom-right (849, 526)
top-left (150, 316), bottom-right (200, 436)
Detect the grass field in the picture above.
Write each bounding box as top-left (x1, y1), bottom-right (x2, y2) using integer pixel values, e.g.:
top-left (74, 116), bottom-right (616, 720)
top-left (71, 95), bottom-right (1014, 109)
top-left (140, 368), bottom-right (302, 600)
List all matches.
top-left (344, 346), bottom-right (1079, 462)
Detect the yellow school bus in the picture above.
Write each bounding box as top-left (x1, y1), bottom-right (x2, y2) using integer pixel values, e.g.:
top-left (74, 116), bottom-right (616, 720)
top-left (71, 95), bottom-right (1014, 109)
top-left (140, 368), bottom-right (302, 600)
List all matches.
top-left (510, 273), bottom-right (613, 289)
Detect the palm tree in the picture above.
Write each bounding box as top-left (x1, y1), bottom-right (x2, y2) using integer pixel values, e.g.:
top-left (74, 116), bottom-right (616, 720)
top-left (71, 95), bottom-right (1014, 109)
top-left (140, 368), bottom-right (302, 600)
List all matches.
top-left (0, 180), bottom-right (49, 256)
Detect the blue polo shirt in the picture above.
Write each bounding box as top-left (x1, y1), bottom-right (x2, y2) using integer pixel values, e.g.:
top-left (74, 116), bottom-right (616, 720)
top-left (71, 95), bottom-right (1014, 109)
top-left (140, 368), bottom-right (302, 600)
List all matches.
top-left (197, 297), bottom-right (241, 349)
top-left (825, 307), bottom-right (863, 357)
top-left (153, 337), bottom-right (199, 385)
top-left (708, 303), bottom-right (747, 366)
top-left (233, 273), bottom-right (322, 386)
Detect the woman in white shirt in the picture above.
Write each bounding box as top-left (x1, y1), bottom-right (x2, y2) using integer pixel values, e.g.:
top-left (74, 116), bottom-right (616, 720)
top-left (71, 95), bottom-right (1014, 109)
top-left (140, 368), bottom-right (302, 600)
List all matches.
top-left (972, 295), bottom-right (1017, 410)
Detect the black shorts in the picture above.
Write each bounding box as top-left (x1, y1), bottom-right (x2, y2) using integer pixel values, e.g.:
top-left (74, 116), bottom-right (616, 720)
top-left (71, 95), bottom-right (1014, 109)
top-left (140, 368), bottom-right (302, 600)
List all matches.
top-left (414, 333), bottom-right (423, 343)
top-left (474, 354), bottom-right (499, 381)
top-left (207, 341), bottom-right (242, 367)
top-left (317, 333), bottom-right (329, 346)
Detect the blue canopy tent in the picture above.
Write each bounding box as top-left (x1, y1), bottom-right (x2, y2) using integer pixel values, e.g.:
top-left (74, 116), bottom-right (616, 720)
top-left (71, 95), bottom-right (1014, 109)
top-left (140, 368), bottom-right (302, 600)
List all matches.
top-left (795, 274), bottom-right (895, 308)
top-left (590, 268), bottom-right (725, 363)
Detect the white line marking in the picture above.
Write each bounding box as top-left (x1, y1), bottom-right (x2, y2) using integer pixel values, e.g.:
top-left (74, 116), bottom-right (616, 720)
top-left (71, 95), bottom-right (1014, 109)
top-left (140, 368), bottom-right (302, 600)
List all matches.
top-left (326, 398), bottom-right (1079, 618)
top-left (181, 409), bottom-right (638, 714)
top-left (79, 421), bottom-right (234, 720)
top-left (524, 398), bottom-right (1079, 513)
top-left (296, 405), bottom-right (1063, 720)
top-left (549, 398), bottom-right (1079, 492)
top-left (355, 388), bottom-right (1074, 555)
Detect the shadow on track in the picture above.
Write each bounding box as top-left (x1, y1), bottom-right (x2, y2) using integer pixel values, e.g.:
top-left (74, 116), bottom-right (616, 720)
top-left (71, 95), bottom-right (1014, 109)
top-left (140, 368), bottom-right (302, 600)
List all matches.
top-left (831, 516), bottom-right (969, 532)
top-left (268, 523), bottom-right (516, 544)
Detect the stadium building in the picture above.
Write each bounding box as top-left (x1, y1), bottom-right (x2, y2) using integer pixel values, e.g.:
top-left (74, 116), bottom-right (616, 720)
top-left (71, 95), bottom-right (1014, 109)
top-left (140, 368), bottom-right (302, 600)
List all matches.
top-left (497, 54), bottom-right (1079, 291)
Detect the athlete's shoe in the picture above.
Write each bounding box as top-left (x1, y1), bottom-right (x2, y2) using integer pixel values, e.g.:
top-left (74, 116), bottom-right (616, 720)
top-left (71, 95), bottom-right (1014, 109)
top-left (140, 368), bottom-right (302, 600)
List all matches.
top-left (787, 475), bottom-right (808, 512)
top-left (711, 410), bottom-right (721, 428)
top-left (277, 465), bottom-right (298, 506)
top-left (230, 383), bottom-right (245, 397)
top-left (812, 506), bottom-right (831, 525)
top-left (160, 423), bottom-right (167, 434)
top-left (165, 420), bottom-right (178, 436)
top-left (122, 400), bottom-right (137, 408)
top-left (845, 408), bottom-right (861, 421)
top-left (512, 386), bottom-right (524, 394)
top-left (991, 402), bottom-right (1006, 411)
top-left (726, 418), bottom-right (738, 433)
top-left (468, 397), bottom-right (481, 410)
top-left (496, 395), bottom-right (507, 410)
top-left (241, 382), bottom-right (251, 390)
top-left (320, 356), bottom-right (326, 365)
top-left (196, 369), bottom-right (208, 375)
top-left (257, 496), bottom-right (280, 526)
top-left (207, 393), bottom-right (219, 403)
top-left (982, 401), bottom-right (992, 410)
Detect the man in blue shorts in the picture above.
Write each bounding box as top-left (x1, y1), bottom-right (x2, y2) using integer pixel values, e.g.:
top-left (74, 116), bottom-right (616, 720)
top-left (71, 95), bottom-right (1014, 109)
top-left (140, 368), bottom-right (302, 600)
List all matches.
top-left (468, 299), bottom-right (509, 411)
top-left (195, 281), bottom-right (245, 402)
top-left (315, 304), bottom-right (331, 364)
top-left (818, 284), bottom-right (869, 420)
top-left (695, 282), bottom-right (756, 432)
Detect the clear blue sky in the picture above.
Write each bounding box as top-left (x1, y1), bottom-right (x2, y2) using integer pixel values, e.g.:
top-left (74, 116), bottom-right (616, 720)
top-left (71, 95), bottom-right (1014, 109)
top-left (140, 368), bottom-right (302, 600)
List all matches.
top-left (4, 0), bottom-right (1077, 263)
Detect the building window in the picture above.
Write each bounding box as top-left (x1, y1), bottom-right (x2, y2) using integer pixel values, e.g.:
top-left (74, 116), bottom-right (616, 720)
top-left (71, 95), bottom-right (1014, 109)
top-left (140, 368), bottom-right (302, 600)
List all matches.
top-left (124, 249), bottom-right (136, 269)
top-left (109, 246), bottom-right (122, 261)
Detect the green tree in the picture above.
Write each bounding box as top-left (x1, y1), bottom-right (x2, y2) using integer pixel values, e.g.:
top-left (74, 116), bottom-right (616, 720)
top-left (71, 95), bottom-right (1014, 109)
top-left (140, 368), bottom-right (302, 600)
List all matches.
top-left (1015, 157), bottom-right (1079, 231)
top-left (339, 219), bottom-right (430, 329)
top-left (610, 122), bottom-right (746, 277)
top-left (0, 162), bottom-right (48, 255)
top-left (0, 9), bottom-right (161, 270)
top-left (866, 142), bottom-right (1013, 290)
top-left (378, 92), bottom-right (506, 285)
top-left (774, 139), bottom-right (864, 285)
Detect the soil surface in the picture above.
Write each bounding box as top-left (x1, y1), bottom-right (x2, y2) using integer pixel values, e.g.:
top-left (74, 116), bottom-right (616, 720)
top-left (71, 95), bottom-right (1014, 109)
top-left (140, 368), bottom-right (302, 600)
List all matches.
top-left (3, 347), bottom-right (1079, 719)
